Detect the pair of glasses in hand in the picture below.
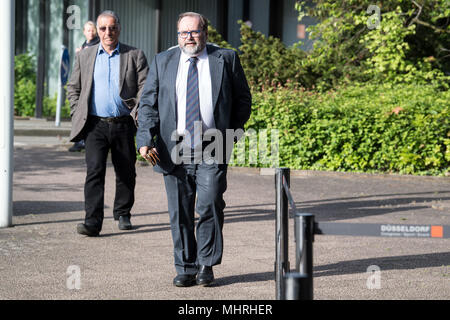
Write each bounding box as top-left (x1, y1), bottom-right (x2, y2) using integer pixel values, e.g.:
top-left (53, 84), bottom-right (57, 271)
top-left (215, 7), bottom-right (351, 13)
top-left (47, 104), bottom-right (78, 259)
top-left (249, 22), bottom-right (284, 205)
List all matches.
top-left (144, 149), bottom-right (159, 166)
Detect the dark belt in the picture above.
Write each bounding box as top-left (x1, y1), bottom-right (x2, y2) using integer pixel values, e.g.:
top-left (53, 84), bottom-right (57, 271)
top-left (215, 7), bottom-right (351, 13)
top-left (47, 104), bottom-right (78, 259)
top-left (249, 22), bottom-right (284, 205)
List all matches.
top-left (91, 115), bottom-right (131, 123)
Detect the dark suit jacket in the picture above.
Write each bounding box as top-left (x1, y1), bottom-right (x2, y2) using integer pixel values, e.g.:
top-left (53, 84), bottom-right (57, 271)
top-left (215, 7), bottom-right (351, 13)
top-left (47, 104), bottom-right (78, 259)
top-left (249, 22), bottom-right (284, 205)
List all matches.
top-left (136, 44), bottom-right (252, 174)
top-left (67, 42), bottom-right (149, 142)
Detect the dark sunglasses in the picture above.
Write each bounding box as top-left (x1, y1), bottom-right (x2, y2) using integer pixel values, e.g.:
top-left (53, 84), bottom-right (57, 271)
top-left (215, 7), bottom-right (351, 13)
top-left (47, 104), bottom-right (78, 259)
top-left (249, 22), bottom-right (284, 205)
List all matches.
top-left (99, 26), bottom-right (118, 32)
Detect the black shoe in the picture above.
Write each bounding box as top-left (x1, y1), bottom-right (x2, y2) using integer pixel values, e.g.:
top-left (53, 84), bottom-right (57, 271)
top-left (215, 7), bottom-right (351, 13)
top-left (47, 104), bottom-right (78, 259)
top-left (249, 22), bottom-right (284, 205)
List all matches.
top-left (118, 216), bottom-right (132, 230)
top-left (68, 141), bottom-right (85, 152)
top-left (173, 274), bottom-right (197, 287)
top-left (76, 223), bottom-right (100, 237)
top-left (196, 265), bottom-right (214, 286)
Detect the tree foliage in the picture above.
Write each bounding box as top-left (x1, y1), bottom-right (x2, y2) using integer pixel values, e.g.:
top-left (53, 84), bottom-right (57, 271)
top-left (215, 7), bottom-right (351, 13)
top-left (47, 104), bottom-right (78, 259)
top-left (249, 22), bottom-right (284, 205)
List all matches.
top-left (209, 1), bottom-right (449, 91)
top-left (237, 21), bottom-right (311, 90)
top-left (207, 2), bottom-right (450, 175)
top-left (207, 23), bottom-right (235, 51)
top-left (296, 0), bottom-right (450, 89)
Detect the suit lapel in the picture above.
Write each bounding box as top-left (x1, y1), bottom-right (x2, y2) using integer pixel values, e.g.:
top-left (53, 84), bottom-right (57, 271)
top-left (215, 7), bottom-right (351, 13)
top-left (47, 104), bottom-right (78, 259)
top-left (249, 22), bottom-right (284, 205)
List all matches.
top-left (167, 48), bottom-right (181, 118)
top-left (84, 44), bottom-right (99, 94)
top-left (207, 46), bottom-right (224, 110)
top-left (119, 43), bottom-right (128, 92)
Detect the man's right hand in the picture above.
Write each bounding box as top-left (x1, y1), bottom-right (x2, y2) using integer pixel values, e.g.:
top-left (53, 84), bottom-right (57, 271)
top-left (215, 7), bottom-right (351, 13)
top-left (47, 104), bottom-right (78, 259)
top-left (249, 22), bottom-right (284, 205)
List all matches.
top-left (140, 147), bottom-right (159, 165)
top-left (139, 146), bottom-right (149, 158)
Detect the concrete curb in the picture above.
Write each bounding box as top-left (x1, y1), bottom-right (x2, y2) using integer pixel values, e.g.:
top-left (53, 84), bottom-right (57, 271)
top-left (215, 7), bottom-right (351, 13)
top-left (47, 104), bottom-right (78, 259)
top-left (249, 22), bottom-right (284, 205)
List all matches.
top-left (14, 118), bottom-right (71, 137)
top-left (228, 166), bottom-right (450, 181)
top-left (135, 162), bottom-right (449, 181)
top-left (14, 129), bottom-right (71, 136)
top-left (14, 118), bottom-right (448, 180)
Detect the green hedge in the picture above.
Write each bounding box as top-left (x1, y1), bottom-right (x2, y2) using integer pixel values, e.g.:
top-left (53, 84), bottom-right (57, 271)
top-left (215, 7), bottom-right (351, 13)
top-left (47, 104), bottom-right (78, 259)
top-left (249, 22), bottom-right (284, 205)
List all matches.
top-left (14, 53), bottom-right (36, 116)
top-left (14, 53), bottom-right (71, 118)
top-left (206, 18), bottom-right (450, 176)
top-left (231, 83), bottom-right (449, 176)
top-left (42, 94), bottom-right (71, 118)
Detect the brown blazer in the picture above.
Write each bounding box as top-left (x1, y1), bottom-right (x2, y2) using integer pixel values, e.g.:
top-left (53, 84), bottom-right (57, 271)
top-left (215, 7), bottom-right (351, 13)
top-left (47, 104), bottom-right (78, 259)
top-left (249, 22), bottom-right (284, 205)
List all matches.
top-left (67, 42), bottom-right (149, 142)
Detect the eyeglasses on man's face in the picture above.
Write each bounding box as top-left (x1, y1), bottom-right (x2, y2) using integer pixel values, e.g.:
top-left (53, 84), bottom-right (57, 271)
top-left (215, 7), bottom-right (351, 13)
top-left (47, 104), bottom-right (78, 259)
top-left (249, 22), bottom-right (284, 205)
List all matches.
top-left (99, 26), bottom-right (118, 33)
top-left (177, 30), bottom-right (203, 39)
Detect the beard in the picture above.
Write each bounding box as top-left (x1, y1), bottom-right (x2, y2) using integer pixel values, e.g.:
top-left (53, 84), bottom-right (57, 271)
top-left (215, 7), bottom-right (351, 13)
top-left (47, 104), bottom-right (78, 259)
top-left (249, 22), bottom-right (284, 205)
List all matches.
top-left (180, 39), bottom-right (206, 57)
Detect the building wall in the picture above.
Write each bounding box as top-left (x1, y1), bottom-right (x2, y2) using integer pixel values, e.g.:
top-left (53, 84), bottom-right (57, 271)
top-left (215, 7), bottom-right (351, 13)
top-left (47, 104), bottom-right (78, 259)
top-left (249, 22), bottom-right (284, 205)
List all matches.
top-left (225, 0), bottom-right (317, 50)
top-left (26, 0), bottom-right (39, 56)
top-left (249, 0), bottom-right (270, 36)
top-left (69, 0), bottom-right (91, 64)
top-left (159, 0), bottom-right (223, 52)
top-left (46, 1), bottom-right (64, 98)
top-left (99, 0), bottom-right (158, 60)
top-left (16, 0), bottom-right (315, 99)
top-left (281, 0), bottom-right (299, 46)
top-left (282, 0), bottom-right (317, 50)
top-left (227, 0), bottom-right (243, 49)
top-left (22, 0), bottom-right (89, 97)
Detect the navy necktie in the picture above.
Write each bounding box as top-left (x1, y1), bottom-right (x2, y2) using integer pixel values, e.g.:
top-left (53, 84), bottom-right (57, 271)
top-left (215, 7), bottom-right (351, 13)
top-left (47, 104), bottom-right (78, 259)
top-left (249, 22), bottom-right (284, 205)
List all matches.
top-left (185, 57), bottom-right (200, 148)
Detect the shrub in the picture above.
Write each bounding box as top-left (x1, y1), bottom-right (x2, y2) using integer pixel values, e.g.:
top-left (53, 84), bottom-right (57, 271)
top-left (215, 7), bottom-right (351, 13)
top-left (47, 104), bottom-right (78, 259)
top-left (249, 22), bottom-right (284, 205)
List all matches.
top-left (232, 83), bottom-right (449, 176)
top-left (14, 53), bottom-right (36, 116)
top-left (238, 21), bottom-right (311, 90)
top-left (297, 0), bottom-right (450, 89)
top-left (14, 53), bottom-right (72, 118)
top-left (43, 93), bottom-right (71, 118)
top-left (207, 23), bottom-right (235, 51)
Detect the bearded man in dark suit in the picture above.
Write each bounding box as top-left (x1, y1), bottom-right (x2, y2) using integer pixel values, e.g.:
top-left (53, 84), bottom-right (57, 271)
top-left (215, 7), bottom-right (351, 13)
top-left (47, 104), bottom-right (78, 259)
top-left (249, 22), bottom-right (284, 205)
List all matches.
top-left (137, 12), bottom-right (251, 287)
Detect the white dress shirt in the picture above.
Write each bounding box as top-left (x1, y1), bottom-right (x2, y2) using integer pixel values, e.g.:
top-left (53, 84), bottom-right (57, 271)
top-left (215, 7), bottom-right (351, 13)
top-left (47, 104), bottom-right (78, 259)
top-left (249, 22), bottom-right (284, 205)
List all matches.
top-left (176, 47), bottom-right (215, 136)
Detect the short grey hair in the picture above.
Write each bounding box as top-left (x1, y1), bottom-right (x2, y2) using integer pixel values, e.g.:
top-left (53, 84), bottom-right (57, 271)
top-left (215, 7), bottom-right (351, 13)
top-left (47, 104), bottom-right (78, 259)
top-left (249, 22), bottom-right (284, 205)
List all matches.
top-left (97, 10), bottom-right (121, 28)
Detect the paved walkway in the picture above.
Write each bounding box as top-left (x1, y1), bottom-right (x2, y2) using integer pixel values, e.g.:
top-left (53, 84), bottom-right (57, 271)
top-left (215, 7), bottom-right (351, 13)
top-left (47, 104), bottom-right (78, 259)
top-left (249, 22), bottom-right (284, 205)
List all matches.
top-left (1, 118), bottom-right (449, 299)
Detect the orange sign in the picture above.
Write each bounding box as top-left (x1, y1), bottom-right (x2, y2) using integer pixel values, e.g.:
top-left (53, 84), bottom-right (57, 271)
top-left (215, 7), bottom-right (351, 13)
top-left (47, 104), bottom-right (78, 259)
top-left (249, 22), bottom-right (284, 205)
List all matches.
top-left (431, 226), bottom-right (443, 238)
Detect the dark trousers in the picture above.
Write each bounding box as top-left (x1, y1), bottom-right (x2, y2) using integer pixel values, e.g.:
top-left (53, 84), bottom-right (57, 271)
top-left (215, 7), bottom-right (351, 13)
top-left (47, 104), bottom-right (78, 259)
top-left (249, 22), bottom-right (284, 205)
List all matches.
top-left (163, 162), bottom-right (228, 275)
top-left (83, 116), bottom-right (136, 231)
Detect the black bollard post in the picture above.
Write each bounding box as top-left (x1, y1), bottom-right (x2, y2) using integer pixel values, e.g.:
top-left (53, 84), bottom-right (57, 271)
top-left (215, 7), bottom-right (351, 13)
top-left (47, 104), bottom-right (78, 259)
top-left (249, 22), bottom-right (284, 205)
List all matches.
top-left (283, 273), bottom-right (311, 300)
top-left (275, 168), bottom-right (290, 300)
top-left (294, 213), bottom-right (314, 300)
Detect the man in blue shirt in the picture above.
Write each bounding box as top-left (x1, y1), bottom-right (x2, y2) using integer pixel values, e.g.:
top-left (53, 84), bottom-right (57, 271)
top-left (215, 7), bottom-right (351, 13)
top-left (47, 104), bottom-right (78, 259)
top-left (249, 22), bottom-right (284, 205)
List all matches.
top-left (67, 11), bottom-right (149, 236)
top-left (91, 43), bottom-right (132, 117)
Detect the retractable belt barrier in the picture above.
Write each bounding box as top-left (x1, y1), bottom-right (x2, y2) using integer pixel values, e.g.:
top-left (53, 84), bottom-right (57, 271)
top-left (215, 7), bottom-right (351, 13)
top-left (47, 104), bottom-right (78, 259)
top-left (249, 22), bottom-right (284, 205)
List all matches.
top-left (274, 168), bottom-right (450, 300)
top-left (316, 222), bottom-right (449, 239)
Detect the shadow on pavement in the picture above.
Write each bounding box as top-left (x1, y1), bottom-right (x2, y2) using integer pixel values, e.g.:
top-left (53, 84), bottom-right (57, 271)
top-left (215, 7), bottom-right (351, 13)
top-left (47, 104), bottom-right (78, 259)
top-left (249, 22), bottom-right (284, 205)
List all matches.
top-left (100, 226), bottom-right (172, 237)
top-left (315, 252), bottom-right (450, 277)
top-left (211, 271), bottom-right (274, 287)
top-left (11, 189), bottom-right (449, 230)
top-left (297, 197), bottom-right (446, 221)
top-left (14, 148), bottom-right (86, 173)
top-left (13, 200), bottom-right (85, 215)
top-left (222, 191), bottom-right (449, 222)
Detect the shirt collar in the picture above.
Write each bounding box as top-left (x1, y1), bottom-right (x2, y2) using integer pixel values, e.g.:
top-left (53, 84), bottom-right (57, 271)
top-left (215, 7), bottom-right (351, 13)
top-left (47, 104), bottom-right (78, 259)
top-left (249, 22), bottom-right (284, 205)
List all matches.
top-left (98, 42), bottom-right (120, 56)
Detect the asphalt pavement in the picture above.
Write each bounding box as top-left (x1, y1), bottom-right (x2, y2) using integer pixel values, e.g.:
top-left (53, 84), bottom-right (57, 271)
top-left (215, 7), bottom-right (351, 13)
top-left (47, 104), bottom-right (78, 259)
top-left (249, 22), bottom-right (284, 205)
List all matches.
top-left (1, 118), bottom-right (449, 300)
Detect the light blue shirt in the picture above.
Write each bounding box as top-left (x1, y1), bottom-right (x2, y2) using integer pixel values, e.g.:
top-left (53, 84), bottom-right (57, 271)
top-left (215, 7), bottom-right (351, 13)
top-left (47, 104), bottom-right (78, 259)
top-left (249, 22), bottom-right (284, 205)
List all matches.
top-left (90, 43), bottom-right (130, 117)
